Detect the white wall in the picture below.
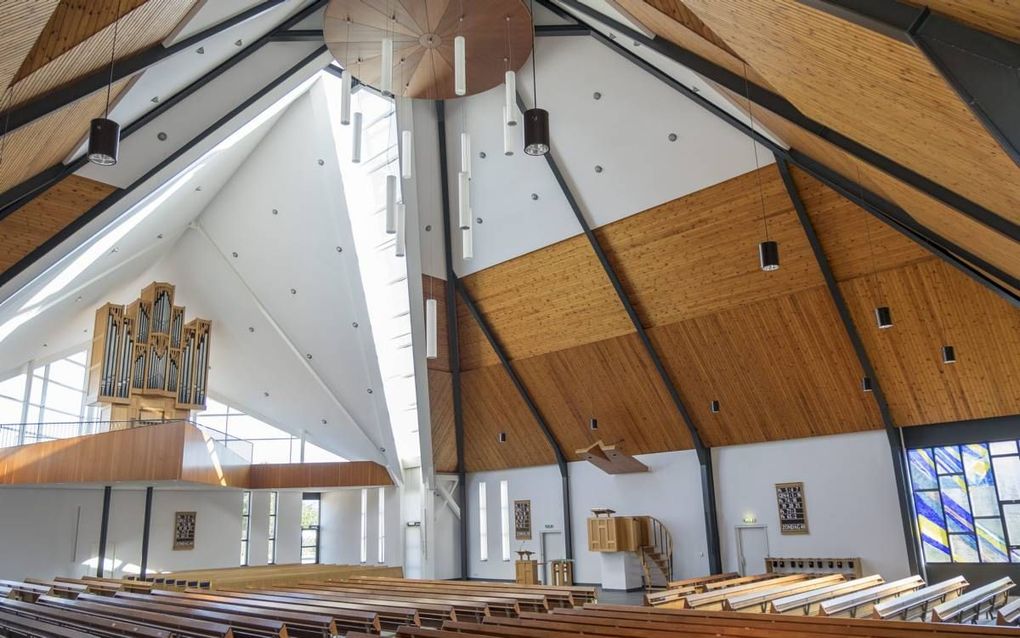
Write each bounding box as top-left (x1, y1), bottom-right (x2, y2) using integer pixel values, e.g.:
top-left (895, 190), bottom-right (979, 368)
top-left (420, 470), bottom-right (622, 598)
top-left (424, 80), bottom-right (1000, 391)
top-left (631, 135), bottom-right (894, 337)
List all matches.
top-left (319, 486), bottom-right (403, 569)
top-left (0, 487), bottom-right (103, 580)
top-left (715, 430), bottom-right (910, 579)
top-left (452, 431), bottom-right (910, 584)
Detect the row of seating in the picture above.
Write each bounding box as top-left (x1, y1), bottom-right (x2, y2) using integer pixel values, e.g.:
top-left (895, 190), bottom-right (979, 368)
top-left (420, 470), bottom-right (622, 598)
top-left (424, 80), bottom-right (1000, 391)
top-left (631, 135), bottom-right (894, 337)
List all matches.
top-left (645, 570), bottom-right (1016, 624)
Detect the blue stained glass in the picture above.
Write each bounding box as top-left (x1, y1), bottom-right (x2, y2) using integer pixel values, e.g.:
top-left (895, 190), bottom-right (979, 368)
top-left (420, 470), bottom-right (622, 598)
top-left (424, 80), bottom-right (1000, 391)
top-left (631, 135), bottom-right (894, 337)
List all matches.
top-left (963, 444), bottom-right (993, 486)
top-left (940, 474), bottom-right (974, 532)
top-left (914, 491), bottom-right (950, 563)
top-left (1012, 549), bottom-right (1020, 563)
top-left (935, 446), bottom-right (963, 474)
top-left (950, 534), bottom-right (979, 562)
top-left (909, 449), bottom-right (937, 489)
top-left (975, 518), bottom-right (1009, 563)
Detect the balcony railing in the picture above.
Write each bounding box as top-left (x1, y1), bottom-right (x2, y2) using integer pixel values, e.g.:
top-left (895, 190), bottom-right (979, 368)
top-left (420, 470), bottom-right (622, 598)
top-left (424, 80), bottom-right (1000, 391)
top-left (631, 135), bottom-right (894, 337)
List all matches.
top-left (0, 418), bottom-right (254, 464)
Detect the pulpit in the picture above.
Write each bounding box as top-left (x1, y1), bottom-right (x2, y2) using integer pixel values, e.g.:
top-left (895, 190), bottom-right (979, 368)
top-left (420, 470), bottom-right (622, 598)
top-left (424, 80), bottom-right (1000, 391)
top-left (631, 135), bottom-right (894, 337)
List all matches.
top-left (514, 550), bottom-right (538, 585)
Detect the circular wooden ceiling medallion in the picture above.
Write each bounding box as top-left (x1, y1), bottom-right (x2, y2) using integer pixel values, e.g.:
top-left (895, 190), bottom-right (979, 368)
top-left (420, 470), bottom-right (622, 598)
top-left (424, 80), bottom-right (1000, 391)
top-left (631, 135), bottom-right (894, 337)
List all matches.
top-left (324, 0), bottom-right (535, 100)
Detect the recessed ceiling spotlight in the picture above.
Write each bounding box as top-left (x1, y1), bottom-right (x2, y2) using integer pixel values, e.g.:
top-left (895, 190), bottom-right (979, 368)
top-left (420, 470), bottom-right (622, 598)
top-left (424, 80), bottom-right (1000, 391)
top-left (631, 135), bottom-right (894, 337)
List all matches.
top-left (317, 159), bottom-right (325, 166)
top-left (710, 400), bottom-right (720, 413)
top-left (306, 353), bottom-right (313, 359)
top-left (498, 432), bottom-right (507, 443)
top-left (196, 47), bottom-right (205, 54)
top-left (75, 296), bottom-right (82, 302)
top-left (861, 377), bottom-right (873, 392)
top-left (336, 246), bottom-right (342, 252)
top-left (248, 326), bottom-right (254, 333)
top-left (151, 96), bottom-right (159, 103)
top-left (352, 322), bottom-right (359, 328)
top-left (321, 419), bottom-right (328, 424)
top-left (589, 418), bottom-right (598, 431)
top-left (290, 288), bottom-right (297, 295)
top-left (157, 233), bottom-right (163, 239)
top-left (367, 388), bottom-right (373, 394)
top-left (231, 251), bottom-right (238, 258)
top-left (594, 165), bottom-right (603, 173)
top-left (272, 209), bottom-right (278, 215)
top-left (157, 132), bottom-right (167, 141)
top-left (234, 39), bottom-right (243, 47)
top-left (531, 193), bottom-right (539, 200)
top-left (110, 247), bottom-right (119, 254)
top-left (593, 92), bottom-right (601, 100)
top-left (263, 391), bottom-right (269, 397)
top-left (942, 345), bottom-right (956, 364)
top-left (668, 133), bottom-right (678, 142)
top-left (875, 306), bottom-right (893, 329)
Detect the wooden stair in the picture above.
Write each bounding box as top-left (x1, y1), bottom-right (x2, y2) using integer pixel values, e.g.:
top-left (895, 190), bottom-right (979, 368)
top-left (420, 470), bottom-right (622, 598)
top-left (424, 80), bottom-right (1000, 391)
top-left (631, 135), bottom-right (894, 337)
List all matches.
top-left (639, 517), bottom-right (673, 592)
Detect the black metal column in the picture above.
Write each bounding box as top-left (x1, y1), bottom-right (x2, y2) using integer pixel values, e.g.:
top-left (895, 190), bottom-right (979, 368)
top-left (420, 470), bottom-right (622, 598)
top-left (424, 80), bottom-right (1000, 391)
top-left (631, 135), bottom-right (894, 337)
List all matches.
top-left (517, 93), bottom-right (720, 572)
top-left (96, 486), bottom-right (112, 578)
top-left (457, 281), bottom-right (574, 561)
top-left (435, 101), bottom-right (470, 578)
top-left (139, 486), bottom-right (154, 579)
top-left (777, 156), bottom-right (924, 577)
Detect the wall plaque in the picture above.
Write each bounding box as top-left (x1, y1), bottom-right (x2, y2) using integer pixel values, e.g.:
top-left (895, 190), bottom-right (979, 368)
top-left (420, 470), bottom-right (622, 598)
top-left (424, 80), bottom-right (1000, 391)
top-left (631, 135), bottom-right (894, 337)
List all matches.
top-left (513, 500), bottom-right (532, 540)
top-left (173, 511), bottom-right (197, 550)
top-left (775, 482), bottom-right (808, 535)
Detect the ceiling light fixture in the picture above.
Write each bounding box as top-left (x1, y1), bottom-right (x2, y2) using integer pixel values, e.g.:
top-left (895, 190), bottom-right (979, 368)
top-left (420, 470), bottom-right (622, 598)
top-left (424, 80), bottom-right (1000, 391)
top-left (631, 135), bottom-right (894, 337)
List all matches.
top-left (942, 345), bottom-right (956, 364)
top-left (504, 16), bottom-right (517, 128)
top-left (498, 432), bottom-right (507, 443)
top-left (385, 174), bottom-right (397, 234)
top-left (861, 376), bottom-right (873, 392)
top-left (858, 161), bottom-right (891, 330)
top-left (425, 299), bottom-right (438, 359)
top-left (401, 129), bottom-right (413, 179)
top-left (463, 224), bottom-right (474, 261)
top-left (875, 306), bottom-right (893, 329)
top-left (589, 417), bottom-right (598, 431)
top-left (381, 37), bottom-right (393, 96)
top-left (458, 171), bottom-right (471, 230)
top-left (502, 107), bottom-right (514, 156)
top-left (741, 63), bottom-right (777, 272)
top-left (523, 0), bottom-right (548, 156)
top-left (395, 202), bottom-right (406, 257)
top-left (340, 18), bottom-right (352, 125)
top-left (461, 132), bottom-right (471, 178)
top-left (710, 400), bottom-right (720, 413)
top-left (89, 0), bottom-right (123, 166)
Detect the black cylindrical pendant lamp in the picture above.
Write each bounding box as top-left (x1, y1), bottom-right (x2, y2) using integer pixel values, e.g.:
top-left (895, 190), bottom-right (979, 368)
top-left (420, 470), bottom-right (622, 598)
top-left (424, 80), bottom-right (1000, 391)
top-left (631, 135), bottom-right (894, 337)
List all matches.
top-left (710, 400), bottom-right (720, 414)
top-left (88, 117), bottom-right (120, 166)
top-left (758, 240), bottom-right (780, 272)
top-left (942, 345), bottom-right (956, 364)
top-left (861, 376), bottom-right (873, 392)
top-left (875, 306), bottom-right (893, 329)
top-left (523, 108), bottom-right (549, 156)
top-left (589, 417), bottom-right (598, 431)
top-left (498, 432), bottom-right (507, 443)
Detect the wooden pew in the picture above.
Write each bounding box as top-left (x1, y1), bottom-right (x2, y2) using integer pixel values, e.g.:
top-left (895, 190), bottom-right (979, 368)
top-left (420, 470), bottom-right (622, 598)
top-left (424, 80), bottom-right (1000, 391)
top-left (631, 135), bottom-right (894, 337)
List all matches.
top-left (679, 574), bottom-right (809, 610)
top-left (872, 576), bottom-right (968, 621)
top-left (997, 597), bottom-right (1020, 626)
top-left (37, 596), bottom-right (234, 638)
top-left (769, 575), bottom-right (884, 615)
top-left (725, 574), bottom-right (848, 612)
top-left (932, 577), bottom-right (1014, 624)
top-left (284, 583), bottom-right (488, 622)
top-left (665, 573), bottom-right (739, 591)
top-left (0, 598), bottom-right (169, 638)
top-left (818, 576), bottom-right (925, 618)
top-left (643, 586), bottom-right (697, 608)
top-left (194, 588), bottom-right (419, 630)
top-left (330, 580), bottom-right (538, 615)
top-left (348, 576), bottom-right (589, 607)
top-left (239, 586), bottom-right (465, 626)
top-left (148, 589), bottom-right (375, 636)
top-left (82, 578), bottom-right (153, 594)
top-left (21, 580), bottom-right (86, 599)
top-left (0, 609), bottom-right (99, 638)
top-left (702, 573), bottom-right (778, 591)
top-left (51, 578), bottom-right (121, 597)
top-left (0, 581), bottom-right (53, 603)
top-left (97, 593), bottom-right (288, 638)
top-left (342, 578), bottom-right (562, 609)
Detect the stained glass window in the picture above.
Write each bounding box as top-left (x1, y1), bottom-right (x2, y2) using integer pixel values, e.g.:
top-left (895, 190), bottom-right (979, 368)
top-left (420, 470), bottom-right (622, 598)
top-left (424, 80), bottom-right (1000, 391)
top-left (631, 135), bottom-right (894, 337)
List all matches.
top-left (908, 439), bottom-right (1020, 565)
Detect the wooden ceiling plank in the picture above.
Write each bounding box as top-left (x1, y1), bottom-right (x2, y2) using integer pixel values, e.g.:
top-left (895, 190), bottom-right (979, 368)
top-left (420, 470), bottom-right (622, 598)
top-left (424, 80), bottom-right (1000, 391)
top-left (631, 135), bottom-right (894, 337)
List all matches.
top-left (900, 0), bottom-right (1020, 44)
top-left (0, 0), bottom-right (61, 95)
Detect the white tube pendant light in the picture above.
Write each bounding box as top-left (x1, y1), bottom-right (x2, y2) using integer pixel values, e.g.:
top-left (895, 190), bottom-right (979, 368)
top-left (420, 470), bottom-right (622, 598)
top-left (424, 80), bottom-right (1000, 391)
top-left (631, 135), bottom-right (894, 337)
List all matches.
top-left (395, 202), bottom-right (406, 257)
top-left (401, 129), bottom-right (413, 179)
top-left (454, 36), bottom-right (466, 96)
top-left (340, 69), bottom-right (352, 125)
top-left (381, 38), bottom-right (393, 95)
top-left (351, 112), bottom-right (363, 162)
top-left (462, 226), bottom-right (473, 261)
top-left (385, 174), bottom-right (397, 234)
top-left (425, 299), bottom-right (438, 359)
top-left (502, 107), bottom-right (514, 156)
top-left (504, 71), bottom-right (517, 126)
top-left (460, 132), bottom-right (471, 179)
top-left (457, 171), bottom-right (471, 230)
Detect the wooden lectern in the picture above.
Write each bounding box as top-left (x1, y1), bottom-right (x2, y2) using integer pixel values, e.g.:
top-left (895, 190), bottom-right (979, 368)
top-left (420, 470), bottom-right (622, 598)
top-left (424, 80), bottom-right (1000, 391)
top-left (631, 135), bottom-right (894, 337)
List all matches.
top-left (515, 550), bottom-right (538, 585)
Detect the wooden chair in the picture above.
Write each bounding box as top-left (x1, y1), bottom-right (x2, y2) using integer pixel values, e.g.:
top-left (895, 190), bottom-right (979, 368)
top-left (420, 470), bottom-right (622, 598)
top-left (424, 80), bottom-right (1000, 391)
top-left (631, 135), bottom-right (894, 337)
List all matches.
top-left (931, 577), bottom-right (1014, 624)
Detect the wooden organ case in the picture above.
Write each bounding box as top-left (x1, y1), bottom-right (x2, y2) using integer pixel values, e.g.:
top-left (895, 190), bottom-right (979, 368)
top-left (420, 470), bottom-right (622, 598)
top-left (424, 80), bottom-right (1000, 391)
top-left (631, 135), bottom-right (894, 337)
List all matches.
top-left (87, 282), bottom-right (211, 425)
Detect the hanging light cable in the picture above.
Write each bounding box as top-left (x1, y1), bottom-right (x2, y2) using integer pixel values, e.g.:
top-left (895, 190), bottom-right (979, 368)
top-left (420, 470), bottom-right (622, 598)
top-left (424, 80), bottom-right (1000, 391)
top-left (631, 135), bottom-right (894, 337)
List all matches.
top-left (741, 63), bottom-right (778, 272)
top-left (340, 16), bottom-right (352, 125)
top-left (89, 0), bottom-right (124, 166)
top-left (523, 0), bottom-right (549, 156)
top-left (858, 162), bottom-right (892, 329)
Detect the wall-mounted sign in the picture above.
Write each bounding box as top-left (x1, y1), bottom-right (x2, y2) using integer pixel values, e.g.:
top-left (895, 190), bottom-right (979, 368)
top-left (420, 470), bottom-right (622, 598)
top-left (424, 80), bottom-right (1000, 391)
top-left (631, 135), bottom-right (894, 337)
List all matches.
top-left (514, 500), bottom-right (532, 540)
top-left (775, 482), bottom-right (808, 535)
top-left (173, 511), bottom-right (197, 550)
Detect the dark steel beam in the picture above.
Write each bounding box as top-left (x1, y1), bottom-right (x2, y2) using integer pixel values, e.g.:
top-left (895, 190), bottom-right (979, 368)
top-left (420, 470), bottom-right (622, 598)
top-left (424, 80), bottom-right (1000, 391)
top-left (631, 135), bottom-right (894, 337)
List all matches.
top-left (96, 486), bottom-right (112, 578)
top-left (542, 0), bottom-right (1020, 244)
top-left (515, 89), bottom-right (719, 573)
top-left (139, 486), bottom-right (154, 579)
top-left (536, 24), bottom-right (591, 36)
top-left (577, 22), bottom-right (1020, 308)
top-left (777, 156), bottom-right (924, 578)
top-left (270, 29), bottom-right (325, 42)
top-left (801, 0), bottom-right (1020, 166)
top-left (434, 101), bottom-right (469, 579)
top-left (0, 0), bottom-right (328, 222)
top-left (456, 278), bottom-right (574, 561)
top-left (0, 46), bottom-right (329, 289)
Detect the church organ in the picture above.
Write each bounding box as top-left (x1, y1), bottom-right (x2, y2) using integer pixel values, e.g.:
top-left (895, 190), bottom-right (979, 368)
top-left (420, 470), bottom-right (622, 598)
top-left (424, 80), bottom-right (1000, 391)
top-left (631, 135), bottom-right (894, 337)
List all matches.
top-left (87, 282), bottom-right (211, 424)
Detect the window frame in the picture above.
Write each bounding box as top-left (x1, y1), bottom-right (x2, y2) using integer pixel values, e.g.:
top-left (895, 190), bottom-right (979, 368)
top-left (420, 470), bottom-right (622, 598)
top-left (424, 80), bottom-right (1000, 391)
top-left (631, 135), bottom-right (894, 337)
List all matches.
top-left (300, 492), bottom-right (321, 565)
top-left (478, 481), bottom-right (488, 562)
top-left (500, 480), bottom-right (511, 562)
top-left (240, 491), bottom-right (252, 566)
top-left (267, 491), bottom-right (279, 565)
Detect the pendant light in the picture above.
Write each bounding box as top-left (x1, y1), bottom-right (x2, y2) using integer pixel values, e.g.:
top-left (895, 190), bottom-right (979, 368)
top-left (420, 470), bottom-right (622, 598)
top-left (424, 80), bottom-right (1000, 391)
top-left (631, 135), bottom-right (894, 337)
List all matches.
top-left (460, 132), bottom-right (471, 179)
top-left (502, 107), bottom-right (515, 156)
top-left (385, 174), bottom-right (397, 234)
top-left (504, 17), bottom-right (517, 126)
top-left (942, 345), bottom-right (956, 364)
top-left (89, 0), bottom-right (123, 166)
top-left (875, 306), bottom-right (893, 329)
top-left (741, 63), bottom-right (778, 271)
top-left (401, 129), bottom-right (413, 179)
top-left (425, 298), bottom-right (438, 360)
top-left (710, 400), bottom-right (720, 414)
top-left (351, 111), bottom-right (363, 162)
top-left (457, 171), bottom-right (471, 229)
top-left (454, 35), bottom-right (466, 96)
top-left (381, 38), bottom-right (393, 96)
top-left (463, 226), bottom-right (474, 261)
top-left (859, 162), bottom-right (891, 330)
top-left (340, 18), bottom-right (352, 125)
top-left (395, 202), bottom-right (406, 257)
top-left (523, 0), bottom-right (549, 156)
top-left (498, 432), bottom-right (507, 443)
top-left (861, 376), bottom-right (873, 392)
top-left (589, 418), bottom-right (598, 431)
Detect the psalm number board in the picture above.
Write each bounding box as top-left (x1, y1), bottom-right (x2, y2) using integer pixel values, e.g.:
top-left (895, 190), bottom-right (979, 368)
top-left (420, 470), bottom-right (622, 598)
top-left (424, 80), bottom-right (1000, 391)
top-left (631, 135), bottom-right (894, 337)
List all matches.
top-left (775, 482), bottom-right (808, 535)
top-left (514, 500), bottom-right (532, 540)
top-left (173, 511), bottom-right (197, 550)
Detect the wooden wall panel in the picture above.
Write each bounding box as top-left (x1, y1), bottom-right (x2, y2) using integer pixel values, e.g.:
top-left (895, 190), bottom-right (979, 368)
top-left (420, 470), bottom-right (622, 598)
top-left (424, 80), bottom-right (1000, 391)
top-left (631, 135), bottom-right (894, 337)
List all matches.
top-left (841, 259), bottom-right (1020, 427)
top-left (11, 0), bottom-right (199, 105)
top-left (180, 424), bottom-right (252, 487)
top-left (428, 369), bottom-right (457, 473)
top-left (459, 234), bottom-right (633, 370)
top-left (596, 165), bottom-right (825, 327)
top-left (790, 166), bottom-right (930, 281)
top-left (0, 175), bottom-right (116, 272)
top-left (650, 286), bottom-right (882, 447)
top-left (462, 363), bottom-right (557, 471)
top-left (248, 461), bottom-right (393, 489)
top-left (516, 332), bottom-right (693, 459)
top-left (0, 0), bottom-right (60, 94)
top-left (678, 0), bottom-right (1020, 223)
top-left (900, 0), bottom-right (1020, 42)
